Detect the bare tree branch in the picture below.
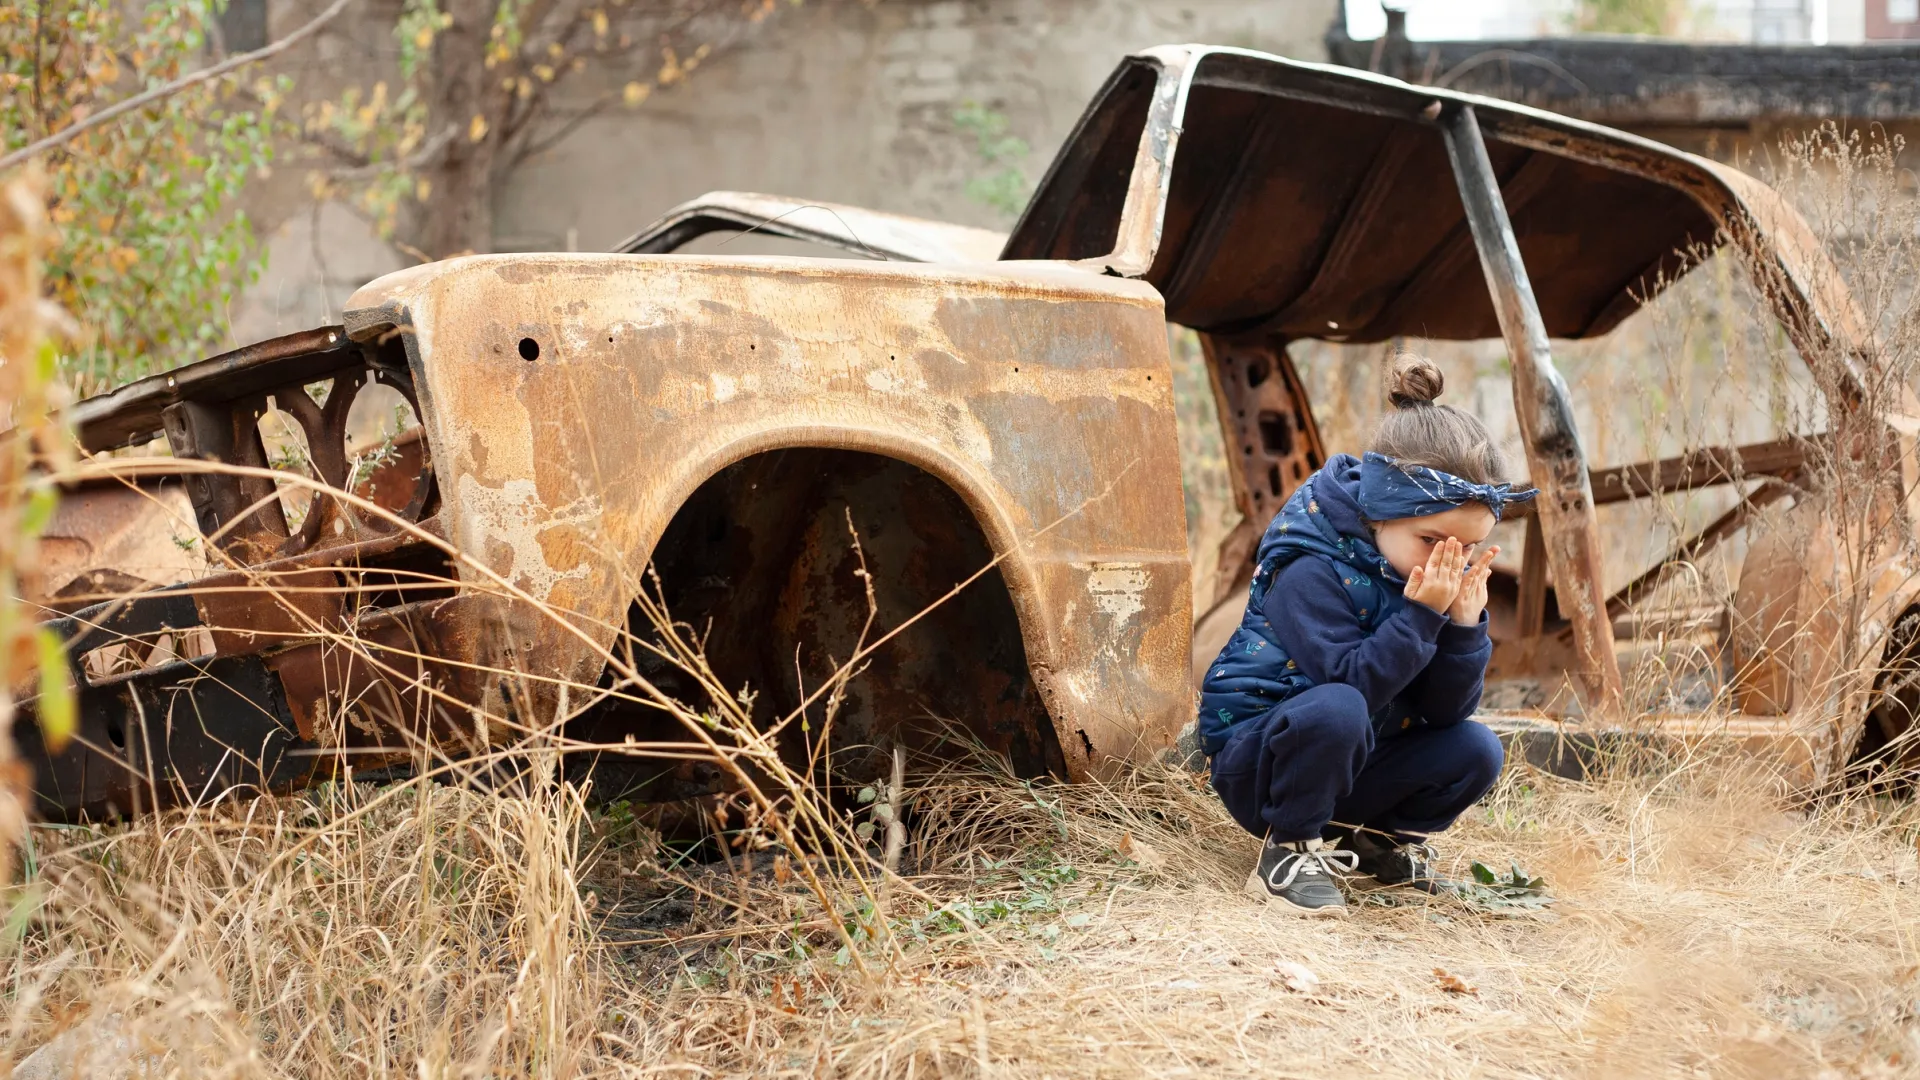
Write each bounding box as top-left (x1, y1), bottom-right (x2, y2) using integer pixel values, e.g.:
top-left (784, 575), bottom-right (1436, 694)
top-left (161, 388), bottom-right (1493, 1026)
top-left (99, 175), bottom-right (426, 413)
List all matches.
top-left (509, 87), bottom-right (618, 166)
top-left (498, 0), bottom-right (614, 148)
top-left (0, 0), bottom-right (359, 173)
top-left (502, 0), bottom-right (750, 164)
top-left (31, 1), bottom-right (49, 137)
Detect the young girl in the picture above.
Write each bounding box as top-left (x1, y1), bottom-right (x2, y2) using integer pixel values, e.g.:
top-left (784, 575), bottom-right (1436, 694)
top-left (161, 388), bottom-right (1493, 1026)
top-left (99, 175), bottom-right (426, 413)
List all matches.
top-left (1199, 357), bottom-right (1533, 917)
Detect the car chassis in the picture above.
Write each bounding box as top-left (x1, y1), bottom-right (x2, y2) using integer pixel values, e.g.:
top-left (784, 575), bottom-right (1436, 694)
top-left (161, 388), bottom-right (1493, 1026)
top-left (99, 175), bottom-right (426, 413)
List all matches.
top-left (17, 46), bottom-right (1920, 821)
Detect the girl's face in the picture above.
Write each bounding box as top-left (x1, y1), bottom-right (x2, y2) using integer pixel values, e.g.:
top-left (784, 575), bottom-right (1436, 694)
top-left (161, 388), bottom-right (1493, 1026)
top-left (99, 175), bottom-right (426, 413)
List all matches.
top-left (1371, 504), bottom-right (1498, 580)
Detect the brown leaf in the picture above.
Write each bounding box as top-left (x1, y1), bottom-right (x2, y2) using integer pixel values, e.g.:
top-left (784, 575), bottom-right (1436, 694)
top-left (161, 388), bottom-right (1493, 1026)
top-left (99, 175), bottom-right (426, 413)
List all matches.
top-left (1116, 830), bottom-right (1165, 869)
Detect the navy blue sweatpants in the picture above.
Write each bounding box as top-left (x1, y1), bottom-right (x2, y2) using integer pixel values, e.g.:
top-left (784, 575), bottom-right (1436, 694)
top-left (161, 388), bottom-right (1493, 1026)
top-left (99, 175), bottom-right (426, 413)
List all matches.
top-left (1208, 683), bottom-right (1505, 843)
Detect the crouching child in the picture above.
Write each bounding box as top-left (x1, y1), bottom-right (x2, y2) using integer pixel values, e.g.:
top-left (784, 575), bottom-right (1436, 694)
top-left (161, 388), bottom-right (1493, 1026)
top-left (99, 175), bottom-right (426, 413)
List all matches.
top-left (1198, 357), bottom-right (1533, 917)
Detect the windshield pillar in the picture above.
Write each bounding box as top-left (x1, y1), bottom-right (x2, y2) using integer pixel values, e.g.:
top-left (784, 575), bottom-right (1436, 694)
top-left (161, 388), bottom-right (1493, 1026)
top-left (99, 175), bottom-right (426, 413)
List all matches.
top-left (1440, 102), bottom-right (1624, 714)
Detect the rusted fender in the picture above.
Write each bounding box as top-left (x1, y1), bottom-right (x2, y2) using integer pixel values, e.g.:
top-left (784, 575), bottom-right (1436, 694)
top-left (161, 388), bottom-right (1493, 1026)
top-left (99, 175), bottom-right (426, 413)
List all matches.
top-left (342, 255), bottom-right (1193, 779)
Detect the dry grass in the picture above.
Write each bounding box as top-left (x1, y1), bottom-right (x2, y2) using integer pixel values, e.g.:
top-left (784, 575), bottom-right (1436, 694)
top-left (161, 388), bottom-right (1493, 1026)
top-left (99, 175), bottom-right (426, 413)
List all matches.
top-left (9, 119), bottom-right (1920, 1080)
top-left (5, 742), bottom-right (1919, 1078)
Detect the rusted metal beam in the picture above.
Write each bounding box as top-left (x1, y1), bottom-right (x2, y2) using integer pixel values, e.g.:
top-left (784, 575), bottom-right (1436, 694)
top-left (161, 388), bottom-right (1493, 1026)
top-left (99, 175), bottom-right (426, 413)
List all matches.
top-left (1500, 435), bottom-right (1812, 518)
top-left (1440, 102), bottom-right (1624, 711)
top-left (1509, 467), bottom-right (1797, 640)
top-left (71, 326), bottom-right (359, 454)
top-left (1588, 435), bottom-right (1813, 505)
top-left (1198, 332), bottom-right (1329, 607)
top-left (1517, 515), bottom-right (1548, 640)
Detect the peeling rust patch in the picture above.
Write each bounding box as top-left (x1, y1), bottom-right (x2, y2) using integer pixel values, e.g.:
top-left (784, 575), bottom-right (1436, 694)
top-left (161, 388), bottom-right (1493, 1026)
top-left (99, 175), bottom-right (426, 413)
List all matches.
top-left (1083, 563), bottom-right (1149, 624)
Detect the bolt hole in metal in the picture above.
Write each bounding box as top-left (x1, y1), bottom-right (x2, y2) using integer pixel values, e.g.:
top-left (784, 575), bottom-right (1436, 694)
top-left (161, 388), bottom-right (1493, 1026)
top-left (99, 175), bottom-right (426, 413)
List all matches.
top-left (518, 337), bottom-right (540, 361)
top-left (106, 716), bottom-right (126, 750)
top-left (1258, 411), bottom-right (1293, 455)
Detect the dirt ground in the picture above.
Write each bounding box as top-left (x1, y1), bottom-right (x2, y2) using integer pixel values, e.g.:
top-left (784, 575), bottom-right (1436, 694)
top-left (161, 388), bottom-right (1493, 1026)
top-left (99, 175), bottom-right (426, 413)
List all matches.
top-left (601, 753), bottom-right (1920, 1079)
top-left (11, 742), bottom-right (1916, 1079)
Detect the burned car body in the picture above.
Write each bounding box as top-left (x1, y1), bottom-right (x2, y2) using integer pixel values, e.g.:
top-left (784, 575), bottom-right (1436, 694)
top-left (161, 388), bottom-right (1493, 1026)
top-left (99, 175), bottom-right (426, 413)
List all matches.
top-left (19, 46), bottom-right (1917, 819)
top-left (26, 259), bottom-right (1191, 819)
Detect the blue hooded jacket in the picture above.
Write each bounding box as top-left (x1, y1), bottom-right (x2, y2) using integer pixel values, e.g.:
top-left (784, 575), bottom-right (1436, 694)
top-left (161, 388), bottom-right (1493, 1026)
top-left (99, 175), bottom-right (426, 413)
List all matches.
top-left (1196, 454), bottom-right (1493, 756)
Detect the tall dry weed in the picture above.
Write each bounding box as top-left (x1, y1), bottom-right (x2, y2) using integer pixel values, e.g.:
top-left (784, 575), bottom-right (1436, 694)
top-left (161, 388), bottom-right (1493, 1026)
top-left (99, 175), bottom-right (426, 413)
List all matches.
top-left (1, 168), bottom-right (76, 896)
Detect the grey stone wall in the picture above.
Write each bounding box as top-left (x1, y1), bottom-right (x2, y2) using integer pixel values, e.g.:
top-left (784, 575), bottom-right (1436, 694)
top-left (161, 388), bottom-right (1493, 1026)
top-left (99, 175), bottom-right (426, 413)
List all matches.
top-left (495, 0), bottom-right (1336, 251)
top-left (239, 0), bottom-right (1337, 336)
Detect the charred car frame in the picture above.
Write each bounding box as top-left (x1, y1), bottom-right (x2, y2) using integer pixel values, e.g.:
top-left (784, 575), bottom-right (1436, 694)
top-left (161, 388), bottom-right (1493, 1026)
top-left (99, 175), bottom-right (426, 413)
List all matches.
top-left (18, 46), bottom-right (1918, 820)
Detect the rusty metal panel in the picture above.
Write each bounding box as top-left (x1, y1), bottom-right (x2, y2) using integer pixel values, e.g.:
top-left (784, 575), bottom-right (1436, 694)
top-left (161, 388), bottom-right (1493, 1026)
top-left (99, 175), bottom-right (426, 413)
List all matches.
top-left (264, 597), bottom-right (481, 760)
top-left (343, 254), bottom-right (1193, 779)
top-left (1193, 333), bottom-right (1327, 608)
top-left (195, 567), bottom-right (347, 658)
top-left (26, 481), bottom-right (205, 609)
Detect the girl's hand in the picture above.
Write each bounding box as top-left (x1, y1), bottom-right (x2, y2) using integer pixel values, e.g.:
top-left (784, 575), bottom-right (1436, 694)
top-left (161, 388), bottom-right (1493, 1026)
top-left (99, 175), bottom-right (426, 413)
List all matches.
top-left (1404, 537), bottom-right (1466, 615)
top-left (1449, 546), bottom-right (1500, 627)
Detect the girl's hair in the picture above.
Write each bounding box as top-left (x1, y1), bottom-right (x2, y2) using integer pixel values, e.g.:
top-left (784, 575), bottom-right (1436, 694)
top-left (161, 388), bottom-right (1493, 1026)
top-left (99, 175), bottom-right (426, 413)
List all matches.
top-left (1369, 355), bottom-right (1509, 484)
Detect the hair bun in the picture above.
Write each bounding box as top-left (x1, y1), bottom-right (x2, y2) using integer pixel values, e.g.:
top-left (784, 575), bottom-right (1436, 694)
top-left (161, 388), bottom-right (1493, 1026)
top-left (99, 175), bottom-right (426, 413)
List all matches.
top-left (1387, 355), bottom-right (1444, 409)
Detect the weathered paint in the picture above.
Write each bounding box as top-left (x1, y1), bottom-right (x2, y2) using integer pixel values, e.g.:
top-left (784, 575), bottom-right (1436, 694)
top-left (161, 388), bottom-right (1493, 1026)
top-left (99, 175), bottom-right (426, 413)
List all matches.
top-left (344, 254), bottom-right (1193, 779)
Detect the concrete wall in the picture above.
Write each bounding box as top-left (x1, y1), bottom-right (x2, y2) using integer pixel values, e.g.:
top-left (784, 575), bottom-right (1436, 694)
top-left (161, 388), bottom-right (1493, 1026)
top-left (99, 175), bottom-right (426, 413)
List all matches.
top-left (496, 0), bottom-right (1335, 251)
top-left (237, 0), bottom-right (1336, 338)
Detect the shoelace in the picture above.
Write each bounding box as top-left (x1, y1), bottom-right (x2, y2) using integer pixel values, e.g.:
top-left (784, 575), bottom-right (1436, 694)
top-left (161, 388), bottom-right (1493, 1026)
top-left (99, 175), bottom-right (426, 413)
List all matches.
top-left (1267, 845), bottom-right (1359, 890)
top-left (1393, 841), bottom-right (1438, 880)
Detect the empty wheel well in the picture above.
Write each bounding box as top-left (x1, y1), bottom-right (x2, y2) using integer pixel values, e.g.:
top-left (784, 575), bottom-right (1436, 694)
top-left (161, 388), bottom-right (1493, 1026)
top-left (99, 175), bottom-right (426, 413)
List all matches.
top-left (568, 448), bottom-right (1065, 800)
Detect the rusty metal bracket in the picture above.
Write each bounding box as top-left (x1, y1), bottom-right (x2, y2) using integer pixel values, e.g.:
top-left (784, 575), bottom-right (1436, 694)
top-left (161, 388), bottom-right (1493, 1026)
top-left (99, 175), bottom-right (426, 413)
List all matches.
top-left (15, 653), bottom-right (316, 822)
top-left (1200, 332), bottom-right (1327, 603)
top-left (1439, 101), bottom-right (1624, 712)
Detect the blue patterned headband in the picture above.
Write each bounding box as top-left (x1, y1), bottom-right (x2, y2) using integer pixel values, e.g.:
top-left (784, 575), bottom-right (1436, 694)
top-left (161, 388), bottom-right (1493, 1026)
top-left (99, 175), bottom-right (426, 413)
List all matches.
top-left (1357, 451), bottom-right (1537, 523)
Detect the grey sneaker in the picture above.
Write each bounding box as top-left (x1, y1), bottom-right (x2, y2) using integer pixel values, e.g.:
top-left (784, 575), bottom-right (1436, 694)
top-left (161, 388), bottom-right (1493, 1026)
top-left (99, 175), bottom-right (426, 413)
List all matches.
top-left (1242, 837), bottom-right (1357, 916)
top-left (1344, 830), bottom-right (1447, 894)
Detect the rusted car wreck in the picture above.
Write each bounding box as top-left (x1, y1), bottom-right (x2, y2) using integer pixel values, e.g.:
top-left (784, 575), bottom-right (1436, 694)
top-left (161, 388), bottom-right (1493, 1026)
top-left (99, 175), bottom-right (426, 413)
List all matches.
top-left (19, 46), bottom-right (1915, 821)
